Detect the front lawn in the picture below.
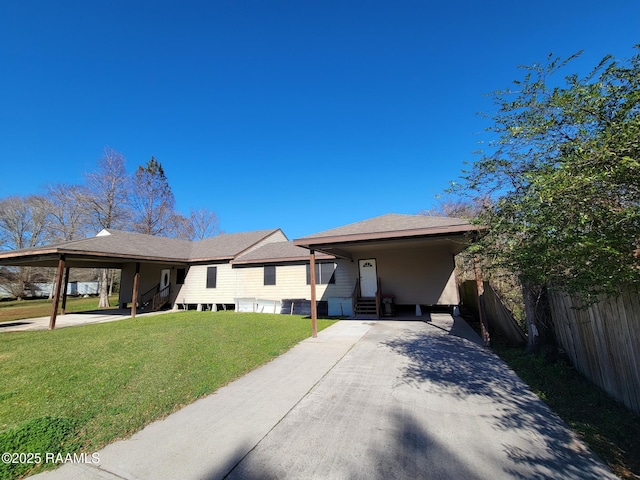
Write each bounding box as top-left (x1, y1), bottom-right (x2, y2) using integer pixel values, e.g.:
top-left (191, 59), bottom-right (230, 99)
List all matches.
top-left (0, 311), bottom-right (336, 479)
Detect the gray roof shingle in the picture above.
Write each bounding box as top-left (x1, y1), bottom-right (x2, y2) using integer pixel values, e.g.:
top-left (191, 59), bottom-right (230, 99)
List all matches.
top-left (0, 228), bottom-right (283, 264)
top-left (189, 229), bottom-right (282, 261)
top-left (297, 214), bottom-right (472, 240)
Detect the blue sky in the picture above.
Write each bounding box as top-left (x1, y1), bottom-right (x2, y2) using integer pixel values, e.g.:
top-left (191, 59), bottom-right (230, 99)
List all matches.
top-left (1, 1), bottom-right (638, 239)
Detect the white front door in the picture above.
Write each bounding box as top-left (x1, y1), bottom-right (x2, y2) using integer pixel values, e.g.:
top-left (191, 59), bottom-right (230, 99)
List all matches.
top-left (358, 259), bottom-right (377, 297)
top-left (160, 269), bottom-right (171, 290)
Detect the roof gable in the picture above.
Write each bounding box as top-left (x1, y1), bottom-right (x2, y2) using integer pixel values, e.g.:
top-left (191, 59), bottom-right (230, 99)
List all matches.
top-left (188, 229), bottom-right (282, 262)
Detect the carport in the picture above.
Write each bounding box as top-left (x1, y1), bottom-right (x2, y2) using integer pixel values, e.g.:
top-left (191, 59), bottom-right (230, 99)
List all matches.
top-left (293, 214), bottom-right (484, 337)
top-left (0, 230), bottom-right (190, 329)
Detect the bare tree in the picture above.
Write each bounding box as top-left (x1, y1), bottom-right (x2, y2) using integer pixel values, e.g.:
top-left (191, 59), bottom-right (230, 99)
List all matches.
top-left (85, 147), bottom-right (130, 307)
top-left (188, 207), bottom-right (221, 240)
top-left (0, 195), bottom-right (52, 299)
top-left (164, 212), bottom-right (195, 240)
top-left (418, 196), bottom-right (489, 219)
top-left (129, 156), bottom-right (177, 237)
top-left (85, 147), bottom-right (130, 233)
top-left (45, 183), bottom-right (90, 242)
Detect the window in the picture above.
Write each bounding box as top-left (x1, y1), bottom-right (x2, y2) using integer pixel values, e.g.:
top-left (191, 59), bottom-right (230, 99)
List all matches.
top-left (264, 265), bottom-right (276, 285)
top-left (306, 262), bottom-right (336, 285)
top-left (176, 268), bottom-right (186, 285)
top-left (206, 266), bottom-right (217, 288)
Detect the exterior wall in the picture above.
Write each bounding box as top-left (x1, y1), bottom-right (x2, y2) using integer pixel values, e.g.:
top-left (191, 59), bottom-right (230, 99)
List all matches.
top-left (118, 243), bottom-right (459, 311)
top-left (173, 258), bottom-right (355, 310)
top-left (119, 263), bottom-right (182, 306)
top-left (351, 244), bottom-right (459, 305)
top-left (173, 263), bottom-right (236, 305)
top-left (172, 232), bottom-right (290, 307)
top-left (233, 259), bottom-right (354, 301)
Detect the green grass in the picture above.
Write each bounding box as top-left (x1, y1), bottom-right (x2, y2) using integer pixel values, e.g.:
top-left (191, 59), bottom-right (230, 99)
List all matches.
top-left (493, 338), bottom-right (640, 479)
top-left (0, 311), bottom-right (336, 479)
top-left (0, 296), bottom-right (119, 323)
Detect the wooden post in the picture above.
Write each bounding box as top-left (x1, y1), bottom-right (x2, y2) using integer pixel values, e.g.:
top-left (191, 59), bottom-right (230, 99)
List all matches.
top-left (61, 267), bottom-right (70, 315)
top-left (310, 250), bottom-right (317, 338)
top-left (131, 263), bottom-right (140, 319)
top-left (474, 254), bottom-right (490, 347)
top-left (49, 255), bottom-right (66, 330)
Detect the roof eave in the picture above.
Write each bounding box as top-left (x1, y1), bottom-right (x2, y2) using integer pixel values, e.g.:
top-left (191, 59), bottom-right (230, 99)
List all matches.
top-left (0, 247), bottom-right (191, 267)
top-left (188, 256), bottom-right (234, 264)
top-left (231, 253), bottom-right (334, 265)
top-left (293, 224), bottom-right (484, 248)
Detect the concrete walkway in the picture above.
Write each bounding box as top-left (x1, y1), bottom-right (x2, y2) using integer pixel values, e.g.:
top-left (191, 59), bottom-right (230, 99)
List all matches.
top-left (0, 309), bottom-right (168, 332)
top-left (30, 315), bottom-right (615, 480)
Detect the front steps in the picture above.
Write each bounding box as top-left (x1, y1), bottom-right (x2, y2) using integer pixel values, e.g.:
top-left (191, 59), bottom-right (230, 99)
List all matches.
top-left (355, 297), bottom-right (378, 318)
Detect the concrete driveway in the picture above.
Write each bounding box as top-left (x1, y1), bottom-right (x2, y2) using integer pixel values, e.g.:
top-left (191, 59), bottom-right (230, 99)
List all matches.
top-left (30, 315), bottom-right (615, 480)
top-left (0, 309), bottom-right (169, 332)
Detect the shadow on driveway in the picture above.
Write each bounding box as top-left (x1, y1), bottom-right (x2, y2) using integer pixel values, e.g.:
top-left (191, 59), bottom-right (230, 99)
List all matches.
top-left (222, 317), bottom-right (614, 480)
top-left (385, 317), bottom-right (613, 479)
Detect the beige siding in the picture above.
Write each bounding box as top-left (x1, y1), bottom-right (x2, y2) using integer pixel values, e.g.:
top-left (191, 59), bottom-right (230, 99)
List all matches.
top-left (350, 244), bottom-right (459, 305)
top-left (233, 259), bottom-right (355, 301)
top-left (171, 243), bottom-right (457, 308)
top-left (318, 259), bottom-right (358, 300)
top-left (174, 258), bottom-right (355, 307)
top-left (173, 232), bottom-right (290, 306)
top-left (174, 263), bottom-right (237, 304)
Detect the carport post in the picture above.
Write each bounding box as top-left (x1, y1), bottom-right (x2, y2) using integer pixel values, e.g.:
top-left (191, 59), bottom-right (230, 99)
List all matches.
top-left (310, 249), bottom-right (317, 338)
top-left (49, 255), bottom-right (66, 330)
top-left (60, 267), bottom-right (70, 315)
top-left (131, 262), bottom-right (140, 319)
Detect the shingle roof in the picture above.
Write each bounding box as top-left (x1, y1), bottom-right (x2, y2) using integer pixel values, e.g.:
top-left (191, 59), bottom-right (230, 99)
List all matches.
top-left (0, 214), bottom-right (481, 267)
top-left (295, 214), bottom-right (476, 242)
top-left (189, 229), bottom-right (282, 261)
top-left (0, 229), bottom-right (193, 263)
top-left (74, 229), bottom-right (194, 260)
top-left (0, 228), bottom-right (284, 265)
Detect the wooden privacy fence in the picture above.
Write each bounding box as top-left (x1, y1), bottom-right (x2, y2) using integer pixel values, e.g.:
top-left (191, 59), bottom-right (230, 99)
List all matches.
top-left (549, 285), bottom-right (640, 415)
top-left (460, 280), bottom-right (527, 346)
